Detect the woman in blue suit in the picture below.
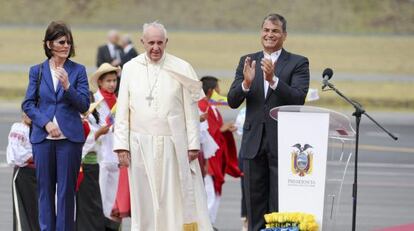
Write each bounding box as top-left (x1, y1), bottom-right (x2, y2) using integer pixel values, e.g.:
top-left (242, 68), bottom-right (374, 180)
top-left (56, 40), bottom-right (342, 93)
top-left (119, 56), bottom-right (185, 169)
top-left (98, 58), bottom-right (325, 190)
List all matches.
top-left (22, 21), bottom-right (90, 231)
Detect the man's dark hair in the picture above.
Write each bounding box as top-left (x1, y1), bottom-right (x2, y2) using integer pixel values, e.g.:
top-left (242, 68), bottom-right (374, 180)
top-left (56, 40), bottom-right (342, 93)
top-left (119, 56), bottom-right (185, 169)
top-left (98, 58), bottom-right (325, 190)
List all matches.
top-left (88, 91), bottom-right (100, 124)
top-left (262, 13), bottom-right (287, 33)
top-left (200, 76), bottom-right (218, 95)
top-left (43, 21), bottom-right (75, 59)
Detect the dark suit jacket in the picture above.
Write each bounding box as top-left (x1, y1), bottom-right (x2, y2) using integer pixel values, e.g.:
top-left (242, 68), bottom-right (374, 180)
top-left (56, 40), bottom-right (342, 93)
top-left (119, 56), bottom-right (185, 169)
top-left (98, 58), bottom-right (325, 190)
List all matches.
top-left (121, 47), bottom-right (138, 67)
top-left (96, 44), bottom-right (123, 67)
top-left (22, 59), bottom-right (90, 144)
top-left (227, 49), bottom-right (310, 159)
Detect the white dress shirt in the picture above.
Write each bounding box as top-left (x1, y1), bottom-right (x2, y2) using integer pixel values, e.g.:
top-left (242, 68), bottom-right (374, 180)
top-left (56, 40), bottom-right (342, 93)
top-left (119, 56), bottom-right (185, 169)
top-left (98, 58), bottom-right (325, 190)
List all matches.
top-left (124, 44), bottom-right (134, 54)
top-left (107, 42), bottom-right (121, 61)
top-left (242, 49), bottom-right (282, 98)
top-left (107, 42), bottom-right (116, 59)
top-left (46, 68), bottom-right (66, 140)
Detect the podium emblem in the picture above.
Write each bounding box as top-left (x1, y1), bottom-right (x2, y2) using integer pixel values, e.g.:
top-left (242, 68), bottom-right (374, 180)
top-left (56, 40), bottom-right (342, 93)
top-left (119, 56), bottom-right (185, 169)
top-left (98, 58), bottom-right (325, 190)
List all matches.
top-left (291, 144), bottom-right (313, 177)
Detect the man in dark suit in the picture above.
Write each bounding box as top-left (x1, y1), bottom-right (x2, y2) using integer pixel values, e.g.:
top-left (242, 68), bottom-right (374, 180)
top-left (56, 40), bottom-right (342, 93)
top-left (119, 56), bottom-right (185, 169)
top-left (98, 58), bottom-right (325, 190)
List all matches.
top-left (97, 30), bottom-right (124, 94)
top-left (227, 13), bottom-right (310, 231)
top-left (120, 34), bottom-right (139, 67)
top-left (96, 30), bottom-right (122, 68)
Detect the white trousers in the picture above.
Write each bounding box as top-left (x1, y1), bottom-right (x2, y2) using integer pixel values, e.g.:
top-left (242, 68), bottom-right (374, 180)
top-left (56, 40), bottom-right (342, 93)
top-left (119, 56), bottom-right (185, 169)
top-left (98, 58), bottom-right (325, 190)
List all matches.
top-left (99, 162), bottom-right (119, 218)
top-left (204, 175), bottom-right (221, 224)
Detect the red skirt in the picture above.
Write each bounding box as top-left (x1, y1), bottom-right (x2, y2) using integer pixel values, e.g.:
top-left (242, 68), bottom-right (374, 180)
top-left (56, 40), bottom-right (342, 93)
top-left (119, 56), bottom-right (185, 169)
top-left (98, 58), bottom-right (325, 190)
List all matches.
top-left (111, 166), bottom-right (131, 218)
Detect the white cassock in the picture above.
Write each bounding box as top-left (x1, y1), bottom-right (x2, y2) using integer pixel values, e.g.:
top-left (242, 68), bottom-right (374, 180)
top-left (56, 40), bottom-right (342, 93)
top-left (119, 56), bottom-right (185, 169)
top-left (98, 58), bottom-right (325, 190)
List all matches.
top-left (114, 53), bottom-right (212, 231)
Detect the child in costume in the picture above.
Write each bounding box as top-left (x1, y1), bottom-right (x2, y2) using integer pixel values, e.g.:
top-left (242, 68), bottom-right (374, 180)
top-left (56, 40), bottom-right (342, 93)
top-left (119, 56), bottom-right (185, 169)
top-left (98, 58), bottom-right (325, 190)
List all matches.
top-left (76, 91), bottom-right (109, 230)
top-left (92, 63), bottom-right (130, 230)
top-left (7, 112), bottom-right (40, 231)
top-left (198, 76), bottom-right (243, 226)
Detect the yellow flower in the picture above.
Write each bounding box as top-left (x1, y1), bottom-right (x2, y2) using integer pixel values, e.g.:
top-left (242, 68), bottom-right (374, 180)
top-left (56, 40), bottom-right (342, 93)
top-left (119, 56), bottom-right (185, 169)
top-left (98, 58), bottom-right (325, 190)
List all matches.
top-left (264, 214), bottom-right (271, 223)
top-left (281, 215), bottom-right (287, 223)
top-left (308, 222), bottom-right (319, 231)
top-left (263, 212), bottom-right (318, 230)
top-left (304, 214), bottom-right (315, 222)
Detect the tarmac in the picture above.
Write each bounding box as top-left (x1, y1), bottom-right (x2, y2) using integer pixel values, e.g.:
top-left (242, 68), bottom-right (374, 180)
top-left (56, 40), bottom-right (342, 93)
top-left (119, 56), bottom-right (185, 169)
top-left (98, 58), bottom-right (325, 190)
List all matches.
top-left (0, 104), bottom-right (413, 230)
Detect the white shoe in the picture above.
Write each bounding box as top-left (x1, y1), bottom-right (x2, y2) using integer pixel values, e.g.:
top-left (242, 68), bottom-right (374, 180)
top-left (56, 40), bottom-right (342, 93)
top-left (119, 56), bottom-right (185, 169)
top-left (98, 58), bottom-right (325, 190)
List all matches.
top-left (241, 217), bottom-right (248, 231)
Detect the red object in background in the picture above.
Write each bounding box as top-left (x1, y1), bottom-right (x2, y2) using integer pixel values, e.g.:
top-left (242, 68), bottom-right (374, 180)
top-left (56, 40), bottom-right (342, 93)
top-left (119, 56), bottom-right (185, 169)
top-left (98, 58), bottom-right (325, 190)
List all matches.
top-left (105, 114), bottom-right (114, 126)
top-left (198, 98), bottom-right (242, 196)
top-left (100, 89), bottom-right (116, 109)
top-left (111, 167), bottom-right (131, 218)
top-left (75, 166), bottom-right (84, 192)
top-left (76, 120), bottom-right (90, 192)
top-left (222, 131), bottom-right (243, 178)
top-left (82, 120), bottom-right (90, 138)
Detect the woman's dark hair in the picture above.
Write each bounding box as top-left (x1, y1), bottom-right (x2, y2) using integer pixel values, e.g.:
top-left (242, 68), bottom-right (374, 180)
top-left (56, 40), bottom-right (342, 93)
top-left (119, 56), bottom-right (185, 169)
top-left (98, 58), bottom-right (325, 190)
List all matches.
top-left (43, 21), bottom-right (75, 59)
top-left (88, 91), bottom-right (100, 124)
top-left (200, 76), bottom-right (218, 95)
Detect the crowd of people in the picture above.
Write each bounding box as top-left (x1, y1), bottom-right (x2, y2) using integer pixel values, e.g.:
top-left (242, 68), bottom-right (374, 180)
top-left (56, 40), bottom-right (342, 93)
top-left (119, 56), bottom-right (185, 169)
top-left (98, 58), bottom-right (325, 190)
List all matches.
top-left (7, 13), bottom-right (309, 231)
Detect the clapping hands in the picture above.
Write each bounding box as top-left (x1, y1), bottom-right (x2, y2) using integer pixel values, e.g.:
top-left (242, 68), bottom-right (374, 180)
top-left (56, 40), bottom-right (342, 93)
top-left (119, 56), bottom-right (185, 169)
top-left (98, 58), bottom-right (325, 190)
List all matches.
top-left (242, 56), bottom-right (256, 89)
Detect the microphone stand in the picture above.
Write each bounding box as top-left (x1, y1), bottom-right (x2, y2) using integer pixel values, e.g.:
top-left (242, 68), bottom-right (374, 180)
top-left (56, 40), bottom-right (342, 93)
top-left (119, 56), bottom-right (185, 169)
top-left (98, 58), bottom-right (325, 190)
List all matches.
top-left (322, 79), bottom-right (398, 231)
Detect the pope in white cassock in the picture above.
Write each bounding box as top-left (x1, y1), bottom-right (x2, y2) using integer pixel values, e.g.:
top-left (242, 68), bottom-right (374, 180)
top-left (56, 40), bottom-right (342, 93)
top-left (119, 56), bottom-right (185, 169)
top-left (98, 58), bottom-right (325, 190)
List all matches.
top-left (113, 22), bottom-right (212, 231)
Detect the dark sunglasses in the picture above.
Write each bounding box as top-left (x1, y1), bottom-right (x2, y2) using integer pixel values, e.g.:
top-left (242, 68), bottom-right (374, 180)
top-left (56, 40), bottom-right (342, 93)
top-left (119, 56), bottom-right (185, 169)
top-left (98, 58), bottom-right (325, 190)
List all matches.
top-left (55, 40), bottom-right (72, 45)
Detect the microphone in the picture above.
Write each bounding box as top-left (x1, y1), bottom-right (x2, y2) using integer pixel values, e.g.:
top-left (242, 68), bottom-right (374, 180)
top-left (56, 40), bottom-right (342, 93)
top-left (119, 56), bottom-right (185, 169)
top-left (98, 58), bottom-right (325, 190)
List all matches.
top-left (322, 68), bottom-right (333, 90)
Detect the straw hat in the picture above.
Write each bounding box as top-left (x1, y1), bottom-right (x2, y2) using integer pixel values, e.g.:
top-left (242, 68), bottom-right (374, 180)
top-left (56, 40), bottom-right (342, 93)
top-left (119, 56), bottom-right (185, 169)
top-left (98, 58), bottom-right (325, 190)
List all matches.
top-left (91, 63), bottom-right (121, 89)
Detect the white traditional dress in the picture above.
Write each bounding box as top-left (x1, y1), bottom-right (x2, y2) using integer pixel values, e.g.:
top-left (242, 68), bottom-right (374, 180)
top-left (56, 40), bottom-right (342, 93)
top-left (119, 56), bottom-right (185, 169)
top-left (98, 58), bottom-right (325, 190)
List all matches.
top-left (114, 53), bottom-right (212, 231)
top-left (94, 91), bottom-right (120, 218)
top-left (7, 122), bottom-right (40, 230)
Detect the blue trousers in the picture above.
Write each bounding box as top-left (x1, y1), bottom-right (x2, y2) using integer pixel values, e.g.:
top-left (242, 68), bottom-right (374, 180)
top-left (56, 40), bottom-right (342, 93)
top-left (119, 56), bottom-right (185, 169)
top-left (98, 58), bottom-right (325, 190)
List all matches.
top-left (32, 139), bottom-right (82, 231)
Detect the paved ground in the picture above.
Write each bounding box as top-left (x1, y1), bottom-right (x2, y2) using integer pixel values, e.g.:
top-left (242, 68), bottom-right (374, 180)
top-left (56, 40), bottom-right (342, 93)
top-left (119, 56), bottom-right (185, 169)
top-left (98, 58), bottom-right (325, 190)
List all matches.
top-left (0, 105), bottom-right (413, 230)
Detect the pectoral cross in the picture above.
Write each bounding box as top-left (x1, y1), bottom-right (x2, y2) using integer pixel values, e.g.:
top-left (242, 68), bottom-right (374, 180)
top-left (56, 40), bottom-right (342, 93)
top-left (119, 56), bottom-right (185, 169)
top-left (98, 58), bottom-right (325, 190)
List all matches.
top-left (146, 94), bottom-right (154, 107)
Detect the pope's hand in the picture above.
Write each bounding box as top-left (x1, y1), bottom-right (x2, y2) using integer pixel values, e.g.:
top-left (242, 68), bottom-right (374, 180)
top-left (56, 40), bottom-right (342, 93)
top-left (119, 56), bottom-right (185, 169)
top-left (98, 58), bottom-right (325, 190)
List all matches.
top-left (188, 150), bottom-right (199, 162)
top-left (117, 150), bottom-right (131, 167)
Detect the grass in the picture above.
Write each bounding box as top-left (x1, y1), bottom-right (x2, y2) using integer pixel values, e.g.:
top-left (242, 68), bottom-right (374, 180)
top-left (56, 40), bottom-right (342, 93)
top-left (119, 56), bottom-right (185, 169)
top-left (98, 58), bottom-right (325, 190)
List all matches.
top-left (306, 81), bottom-right (414, 112)
top-left (0, 72), bottom-right (28, 100)
top-left (1, 28), bottom-right (413, 111)
top-left (0, 28), bottom-right (413, 74)
top-left (218, 78), bottom-right (414, 111)
top-left (4, 71), bottom-right (413, 111)
top-left (1, 1), bottom-right (413, 33)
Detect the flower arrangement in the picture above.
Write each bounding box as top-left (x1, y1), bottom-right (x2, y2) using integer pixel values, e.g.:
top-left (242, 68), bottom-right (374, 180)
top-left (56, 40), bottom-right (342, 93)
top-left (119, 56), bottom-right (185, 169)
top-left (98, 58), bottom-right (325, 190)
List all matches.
top-left (260, 212), bottom-right (319, 231)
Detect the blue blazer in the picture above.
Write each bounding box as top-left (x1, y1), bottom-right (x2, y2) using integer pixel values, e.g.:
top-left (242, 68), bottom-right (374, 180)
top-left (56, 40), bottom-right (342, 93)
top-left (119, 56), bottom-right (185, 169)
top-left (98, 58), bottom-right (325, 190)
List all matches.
top-left (22, 59), bottom-right (90, 144)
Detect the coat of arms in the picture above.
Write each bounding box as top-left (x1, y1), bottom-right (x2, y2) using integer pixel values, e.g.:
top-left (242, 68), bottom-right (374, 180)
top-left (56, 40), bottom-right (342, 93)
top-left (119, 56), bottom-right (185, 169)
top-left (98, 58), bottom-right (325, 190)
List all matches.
top-left (291, 143), bottom-right (313, 177)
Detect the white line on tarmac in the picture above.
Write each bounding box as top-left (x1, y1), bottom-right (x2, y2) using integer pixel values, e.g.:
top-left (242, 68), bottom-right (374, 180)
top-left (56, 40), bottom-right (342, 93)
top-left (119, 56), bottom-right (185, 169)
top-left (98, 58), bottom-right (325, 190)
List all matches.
top-left (330, 143), bottom-right (414, 154)
top-left (331, 180), bottom-right (414, 188)
top-left (328, 161), bottom-right (414, 169)
top-left (0, 163), bottom-right (9, 168)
